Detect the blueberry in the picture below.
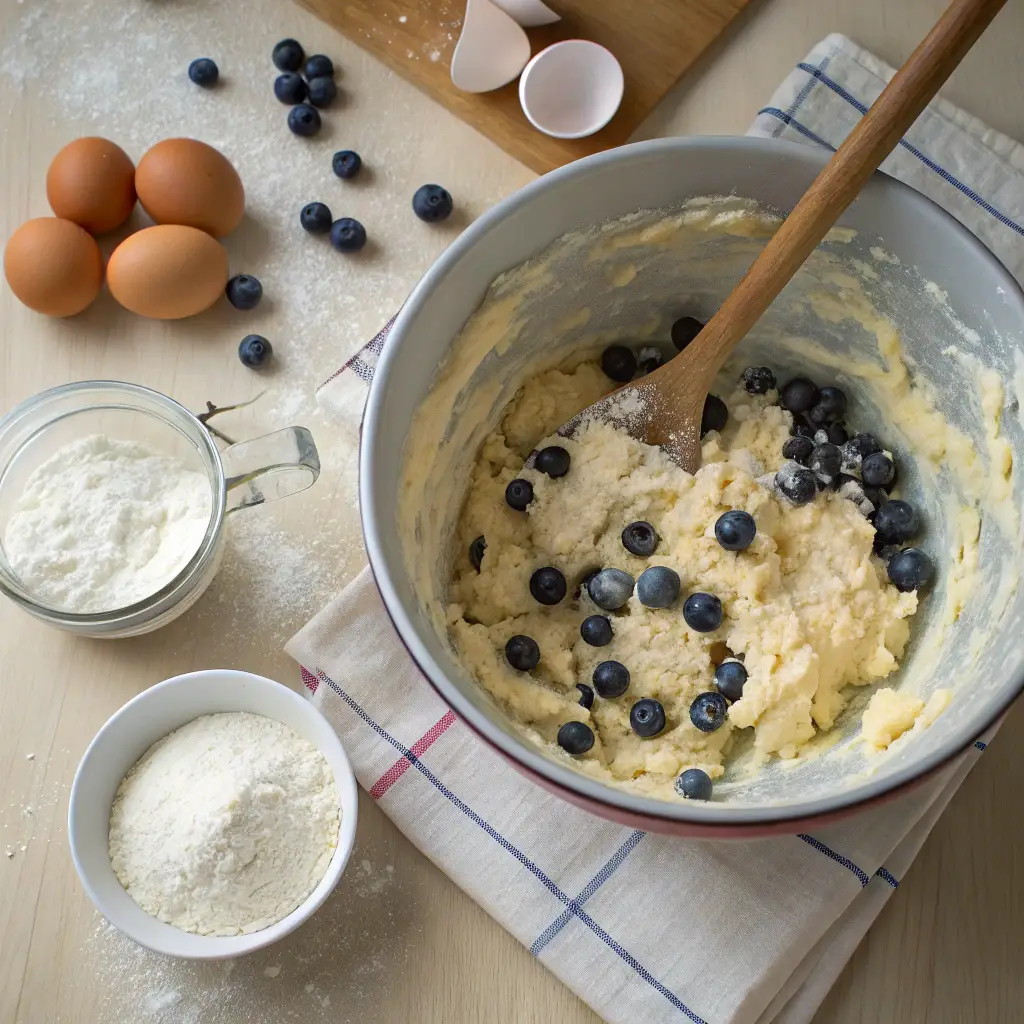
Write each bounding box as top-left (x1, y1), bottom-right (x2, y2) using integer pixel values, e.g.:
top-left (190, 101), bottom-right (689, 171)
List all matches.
top-left (535, 445), bottom-right (570, 478)
top-left (862, 452), bottom-right (895, 488)
top-left (307, 75), bottom-right (337, 108)
top-left (586, 568), bottom-right (634, 610)
top-left (575, 683), bottom-right (595, 709)
top-left (330, 217), bottom-right (367, 253)
top-left (701, 394), bottom-right (728, 435)
top-left (238, 334), bottom-right (272, 369)
top-left (714, 660), bottom-right (747, 701)
top-left (188, 58), bottom-right (219, 87)
top-left (826, 423), bottom-right (849, 446)
top-left (780, 377), bottom-right (819, 414)
top-left (782, 435), bottom-right (814, 465)
top-left (636, 566), bottom-right (681, 608)
top-left (225, 274), bottom-right (263, 311)
top-left (332, 150), bottom-right (362, 179)
top-left (875, 500), bottom-right (920, 545)
top-left (775, 462), bottom-right (817, 505)
top-left (741, 366), bottom-right (777, 395)
top-left (671, 316), bottom-right (704, 351)
top-left (630, 698), bottom-right (666, 738)
top-left (715, 510), bottom-right (756, 552)
top-left (412, 184), bottom-right (454, 222)
top-left (557, 721), bottom-right (595, 755)
top-left (505, 634), bottom-right (540, 671)
top-left (272, 38), bottom-right (305, 73)
top-left (300, 201), bottom-right (332, 234)
top-left (304, 54), bottom-right (335, 79)
top-left (848, 432), bottom-right (881, 458)
top-left (637, 346), bottom-right (664, 375)
top-left (809, 442), bottom-right (842, 484)
top-left (864, 486), bottom-right (888, 511)
top-left (288, 103), bottom-right (321, 136)
top-left (580, 614), bottom-right (613, 647)
top-left (675, 767), bottom-right (712, 800)
top-left (600, 345), bottom-right (636, 382)
top-left (683, 592), bottom-right (723, 632)
top-left (530, 566), bottom-right (567, 606)
top-left (808, 385), bottom-right (847, 425)
top-left (887, 548), bottom-right (934, 592)
top-left (504, 478), bottom-right (533, 511)
top-left (593, 661), bottom-right (630, 698)
top-left (621, 521), bottom-right (658, 557)
top-left (469, 535), bottom-right (486, 571)
top-left (689, 691), bottom-right (728, 732)
top-left (274, 72), bottom-right (307, 104)
top-left (792, 422), bottom-right (817, 439)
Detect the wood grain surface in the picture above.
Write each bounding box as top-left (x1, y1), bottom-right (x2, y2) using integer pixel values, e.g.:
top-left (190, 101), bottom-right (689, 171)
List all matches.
top-left (1, 0), bottom-right (1022, 1021)
top-left (295, 0), bottom-right (753, 173)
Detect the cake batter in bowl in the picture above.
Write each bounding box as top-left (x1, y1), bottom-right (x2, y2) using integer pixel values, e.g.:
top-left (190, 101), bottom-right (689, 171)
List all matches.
top-left (361, 137), bottom-right (1024, 835)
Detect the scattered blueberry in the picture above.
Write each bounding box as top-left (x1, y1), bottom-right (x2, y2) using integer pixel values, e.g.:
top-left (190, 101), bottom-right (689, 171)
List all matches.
top-left (225, 274), bottom-right (262, 311)
top-left (593, 661), bottom-right (630, 698)
top-left (782, 435), bottom-right (814, 465)
top-left (329, 217), bottom-right (367, 253)
top-left (714, 660), bottom-right (747, 702)
top-left (621, 521), bottom-right (658, 557)
top-left (288, 103), bottom-right (322, 136)
top-left (535, 445), bottom-right (571, 478)
top-left (188, 58), bottom-right (219, 87)
top-left (775, 462), bottom-right (817, 505)
top-left (505, 478), bottom-right (534, 511)
top-left (530, 566), bottom-right (567, 606)
top-left (741, 366), bottom-right (777, 395)
top-left (809, 442), bottom-right (842, 484)
top-left (272, 38), bottom-right (305, 73)
top-left (587, 568), bottom-right (634, 610)
top-left (300, 201), bottom-right (332, 234)
top-left (558, 721), bottom-right (595, 755)
top-left (637, 346), bottom-right (664, 375)
top-left (580, 615), bottom-right (613, 647)
top-left (780, 377), bottom-right (819, 414)
top-left (636, 566), bottom-right (681, 608)
top-left (600, 345), bottom-right (636, 383)
top-left (630, 698), bottom-right (666, 738)
top-left (469, 535), bottom-right (486, 571)
top-left (412, 184), bottom-right (454, 222)
top-left (304, 54), bottom-right (335, 79)
top-left (675, 767), bottom-right (712, 800)
top-left (576, 683), bottom-right (595, 709)
top-left (505, 634), bottom-right (540, 671)
top-left (683, 592), bottom-right (723, 633)
top-left (307, 75), bottom-right (337, 108)
top-left (862, 452), bottom-right (895, 488)
top-left (826, 423), bottom-right (849, 446)
top-left (238, 334), bottom-right (272, 369)
top-left (274, 72), bottom-right (307, 104)
top-left (701, 394), bottom-right (728, 435)
top-left (689, 691), bottom-right (729, 732)
top-left (887, 548), bottom-right (934, 592)
top-left (671, 316), bottom-right (704, 351)
top-left (332, 150), bottom-right (362, 179)
top-left (715, 510), bottom-right (756, 551)
top-left (875, 500), bottom-right (920, 545)
top-left (808, 385), bottom-right (847, 425)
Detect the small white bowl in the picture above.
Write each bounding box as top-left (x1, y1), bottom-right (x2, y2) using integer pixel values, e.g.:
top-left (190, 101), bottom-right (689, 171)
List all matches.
top-left (519, 40), bottom-right (624, 139)
top-left (68, 669), bottom-right (359, 959)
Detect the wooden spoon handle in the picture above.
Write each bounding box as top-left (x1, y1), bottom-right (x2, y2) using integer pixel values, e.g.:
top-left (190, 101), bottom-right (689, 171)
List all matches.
top-left (668, 0), bottom-right (1007, 386)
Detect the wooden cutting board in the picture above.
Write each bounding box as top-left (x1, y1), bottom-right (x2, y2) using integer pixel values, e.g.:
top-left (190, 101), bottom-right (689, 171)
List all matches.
top-left (297, 0), bottom-right (754, 173)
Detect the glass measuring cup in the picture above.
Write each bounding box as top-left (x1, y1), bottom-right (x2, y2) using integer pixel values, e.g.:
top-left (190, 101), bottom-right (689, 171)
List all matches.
top-left (0, 381), bottom-right (320, 638)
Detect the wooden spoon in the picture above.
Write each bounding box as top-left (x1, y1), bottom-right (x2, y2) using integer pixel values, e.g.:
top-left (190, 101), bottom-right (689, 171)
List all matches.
top-left (559, 0), bottom-right (1006, 472)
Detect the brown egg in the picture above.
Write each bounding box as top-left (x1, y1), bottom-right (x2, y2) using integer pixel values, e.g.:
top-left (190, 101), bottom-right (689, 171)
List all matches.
top-left (135, 139), bottom-right (245, 238)
top-left (46, 137), bottom-right (137, 235)
top-left (107, 224), bottom-right (228, 319)
top-left (4, 218), bottom-right (104, 317)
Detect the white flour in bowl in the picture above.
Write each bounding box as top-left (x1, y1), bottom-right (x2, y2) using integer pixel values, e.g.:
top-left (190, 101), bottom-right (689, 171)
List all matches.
top-left (108, 712), bottom-right (340, 936)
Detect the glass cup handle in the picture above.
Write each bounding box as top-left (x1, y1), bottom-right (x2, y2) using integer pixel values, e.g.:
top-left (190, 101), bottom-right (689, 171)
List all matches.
top-left (221, 427), bottom-right (321, 514)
